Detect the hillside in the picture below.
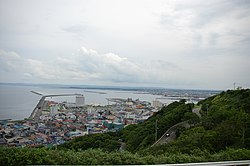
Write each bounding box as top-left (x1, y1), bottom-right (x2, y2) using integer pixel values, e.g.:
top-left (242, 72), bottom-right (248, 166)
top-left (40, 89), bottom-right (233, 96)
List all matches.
top-left (145, 89), bottom-right (250, 155)
top-left (121, 100), bottom-right (196, 151)
top-left (1, 89), bottom-right (250, 165)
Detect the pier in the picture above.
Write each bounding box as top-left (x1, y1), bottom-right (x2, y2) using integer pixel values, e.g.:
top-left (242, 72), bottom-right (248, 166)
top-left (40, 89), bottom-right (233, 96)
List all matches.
top-left (29, 92), bottom-right (83, 122)
top-left (29, 96), bottom-right (46, 121)
top-left (30, 91), bottom-right (43, 96)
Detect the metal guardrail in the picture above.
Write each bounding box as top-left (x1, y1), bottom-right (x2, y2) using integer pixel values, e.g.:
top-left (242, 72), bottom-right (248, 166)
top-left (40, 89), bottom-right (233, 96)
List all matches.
top-left (164, 160), bottom-right (250, 166)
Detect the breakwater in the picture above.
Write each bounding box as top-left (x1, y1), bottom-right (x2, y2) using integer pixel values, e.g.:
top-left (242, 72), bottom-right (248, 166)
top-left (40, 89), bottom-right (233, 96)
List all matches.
top-left (29, 96), bottom-right (46, 121)
top-left (29, 92), bottom-right (84, 122)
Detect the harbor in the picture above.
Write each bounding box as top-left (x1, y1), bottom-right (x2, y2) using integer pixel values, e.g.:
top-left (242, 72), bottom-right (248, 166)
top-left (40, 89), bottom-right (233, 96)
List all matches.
top-left (29, 91), bottom-right (84, 122)
top-left (0, 84), bottom-right (219, 147)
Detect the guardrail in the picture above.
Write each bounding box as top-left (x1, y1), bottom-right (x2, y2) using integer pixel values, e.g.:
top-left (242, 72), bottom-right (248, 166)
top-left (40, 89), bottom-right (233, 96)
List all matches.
top-left (165, 160), bottom-right (250, 166)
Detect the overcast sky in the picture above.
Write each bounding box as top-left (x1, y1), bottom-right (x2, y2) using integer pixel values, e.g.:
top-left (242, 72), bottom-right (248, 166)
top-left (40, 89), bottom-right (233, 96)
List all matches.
top-left (0, 0), bottom-right (250, 90)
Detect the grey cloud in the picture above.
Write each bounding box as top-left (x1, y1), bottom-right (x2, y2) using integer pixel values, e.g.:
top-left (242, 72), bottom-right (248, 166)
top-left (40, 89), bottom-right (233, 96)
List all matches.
top-left (239, 36), bottom-right (250, 45)
top-left (161, 0), bottom-right (250, 51)
top-left (160, 0), bottom-right (250, 29)
top-left (75, 47), bottom-right (143, 83)
top-left (192, 33), bottom-right (203, 47)
top-left (230, 0), bottom-right (250, 8)
top-left (63, 25), bottom-right (87, 34)
top-left (150, 60), bottom-right (178, 70)
top-left (0, 47), bottom-right (182, 86)
top-left (0, 50), bottom-right (22, 72)
top-left (1, 45), bottom-right (249, 89)
top-left (0, 0), bottom-right (250, 89)
top-left (209, 33), bottom-right (219, 46)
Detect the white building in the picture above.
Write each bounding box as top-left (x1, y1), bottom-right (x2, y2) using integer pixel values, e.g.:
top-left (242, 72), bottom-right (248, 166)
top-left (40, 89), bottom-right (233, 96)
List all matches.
top-left (50, 104), bottom-right (58, 115)
top-left (152, 100), bottom-right (162, 108)
top-left (76, 95), bottom-right (85, 107)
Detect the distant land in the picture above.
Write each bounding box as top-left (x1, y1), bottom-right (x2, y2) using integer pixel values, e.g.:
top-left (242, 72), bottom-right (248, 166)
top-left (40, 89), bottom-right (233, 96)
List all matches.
top-left (0, 82), bottom-right (222, 93)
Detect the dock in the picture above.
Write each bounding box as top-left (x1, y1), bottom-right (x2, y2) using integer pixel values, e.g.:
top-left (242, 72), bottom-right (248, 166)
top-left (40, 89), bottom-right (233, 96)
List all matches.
top-left (29, 92), bottom-right (83, 122)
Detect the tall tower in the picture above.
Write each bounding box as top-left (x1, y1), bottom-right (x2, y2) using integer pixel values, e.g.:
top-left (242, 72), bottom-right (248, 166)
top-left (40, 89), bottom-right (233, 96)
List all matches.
top-left (76, 95), bottom-right (85, 107)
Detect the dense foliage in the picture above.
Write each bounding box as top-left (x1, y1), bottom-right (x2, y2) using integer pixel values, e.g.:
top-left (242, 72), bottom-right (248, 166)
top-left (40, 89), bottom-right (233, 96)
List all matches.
top-left (1, 89), bottom-right (250, 165)
top-left (199, 89), bottom-right (250, 150)
top-left (60, 131), bottom-right (121, 152)
top-left (1, 147), bottom-right (250, 165)
top-left (143, 89), bottom-right (250, 155)
top-left (122, 100), bottom-right (194, 151)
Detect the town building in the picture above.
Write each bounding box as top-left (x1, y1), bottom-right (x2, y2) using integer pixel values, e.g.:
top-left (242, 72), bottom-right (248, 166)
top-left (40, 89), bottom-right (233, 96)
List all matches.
top-left (152, 100), bottom-right (162, 108)
top-left (76, 95), bottom-right (85, 107)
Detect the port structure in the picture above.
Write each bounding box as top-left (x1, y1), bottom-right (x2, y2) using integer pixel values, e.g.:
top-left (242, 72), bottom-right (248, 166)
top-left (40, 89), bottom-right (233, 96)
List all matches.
top-left (29, 91), bottom-right (83, 122)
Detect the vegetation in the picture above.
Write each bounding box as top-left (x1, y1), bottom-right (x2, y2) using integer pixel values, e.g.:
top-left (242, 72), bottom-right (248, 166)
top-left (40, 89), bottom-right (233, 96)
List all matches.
top-left (142, 89), bottom-right (250, 156)
top-left (1, 89), bottom-right (250, 164)
top-left (199, 89), bottom-right (250, 150)
top-left (60, 132), bottom-right (121, 152)
top-left (122, 100), bottom-right (195, 151)
top-left (1, 147), bottom-right (250, 165)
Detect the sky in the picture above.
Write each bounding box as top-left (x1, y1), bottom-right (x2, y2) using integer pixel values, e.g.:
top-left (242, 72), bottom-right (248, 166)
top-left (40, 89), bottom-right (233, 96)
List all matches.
top-left (0, 0), bottom-right (250, 90)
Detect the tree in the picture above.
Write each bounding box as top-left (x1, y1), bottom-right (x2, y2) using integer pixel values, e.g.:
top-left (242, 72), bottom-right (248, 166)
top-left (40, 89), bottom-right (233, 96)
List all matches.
top-left (183, 112), bottom-right (200, 125)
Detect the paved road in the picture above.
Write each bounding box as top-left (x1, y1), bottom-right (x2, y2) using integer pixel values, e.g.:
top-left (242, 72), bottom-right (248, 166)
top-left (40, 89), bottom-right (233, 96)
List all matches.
top-left (151, 121), bottom-right (190, 147)
top-left (152, 107), bottom-right (202, 147)
top-left (157, 131), bottom-right (176, 145)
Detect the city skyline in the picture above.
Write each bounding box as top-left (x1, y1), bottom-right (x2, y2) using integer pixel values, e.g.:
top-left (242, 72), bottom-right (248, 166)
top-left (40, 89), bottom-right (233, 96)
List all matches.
top-left (1, 0), bottom-right (250, 90)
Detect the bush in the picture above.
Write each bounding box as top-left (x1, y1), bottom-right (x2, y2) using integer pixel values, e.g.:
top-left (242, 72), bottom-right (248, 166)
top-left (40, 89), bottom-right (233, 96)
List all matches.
top-left (1, 147), bottom-right (250, 165)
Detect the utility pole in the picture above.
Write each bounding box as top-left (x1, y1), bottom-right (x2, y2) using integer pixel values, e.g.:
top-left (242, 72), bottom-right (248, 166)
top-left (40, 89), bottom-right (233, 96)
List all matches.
top-left (155, 119), bottom-right (158, 142)
top-left (206, 104), bottom-right (209, 116)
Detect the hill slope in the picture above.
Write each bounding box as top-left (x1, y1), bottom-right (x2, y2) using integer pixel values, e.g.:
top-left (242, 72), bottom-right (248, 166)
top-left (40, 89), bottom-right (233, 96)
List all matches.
top-left (145, 89), bottom-right (250, 155)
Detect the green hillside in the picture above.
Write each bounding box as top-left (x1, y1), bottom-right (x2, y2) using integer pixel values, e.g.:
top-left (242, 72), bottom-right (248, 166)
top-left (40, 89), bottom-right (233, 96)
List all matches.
top-left (121, 100), bottom-right (196, 152)
top-left (1, 89), bottom-right (250, 165)
top-left (144, 89), bottom-right (250, 155)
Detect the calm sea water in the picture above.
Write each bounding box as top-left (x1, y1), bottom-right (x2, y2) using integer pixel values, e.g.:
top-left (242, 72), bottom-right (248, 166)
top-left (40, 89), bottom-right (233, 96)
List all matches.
top-left (0, 85), bottom-right (169, 120)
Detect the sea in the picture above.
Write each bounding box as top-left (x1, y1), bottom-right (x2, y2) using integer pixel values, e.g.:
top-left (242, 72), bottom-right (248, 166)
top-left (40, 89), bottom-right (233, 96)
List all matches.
top-left (0, 84), bottom-right (171, 121)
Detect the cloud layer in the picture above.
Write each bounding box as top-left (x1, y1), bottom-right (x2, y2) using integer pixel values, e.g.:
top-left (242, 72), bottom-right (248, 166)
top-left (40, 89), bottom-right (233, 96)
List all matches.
top-left (1, 45), bottom-right (249, 90)
top-left (0, 47), bottom-right (161, 85)
top-left (0, 0), bottom-right (250, 89)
